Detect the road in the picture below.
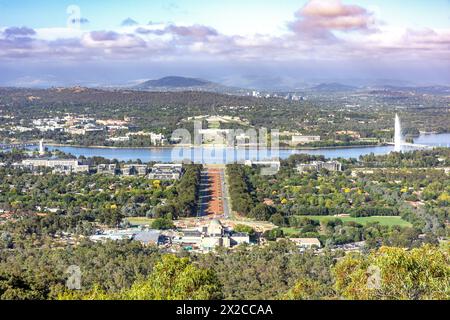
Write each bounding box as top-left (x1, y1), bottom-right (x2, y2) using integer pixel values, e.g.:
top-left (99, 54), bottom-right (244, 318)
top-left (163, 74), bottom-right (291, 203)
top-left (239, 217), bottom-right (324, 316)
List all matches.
top-left (221, 167), bottom-right (231, 219)
top-left (196, 165), bottom-right (231, 219)
top-left (197, 169), bottom-right (211, 218)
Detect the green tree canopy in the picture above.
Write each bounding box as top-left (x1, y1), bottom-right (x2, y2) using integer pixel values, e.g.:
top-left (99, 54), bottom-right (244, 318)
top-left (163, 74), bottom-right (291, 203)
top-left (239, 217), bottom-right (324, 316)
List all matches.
top-left (333, 244), bottom-right (450, 300)
top-left (58, 255), bottom-right (222, 300)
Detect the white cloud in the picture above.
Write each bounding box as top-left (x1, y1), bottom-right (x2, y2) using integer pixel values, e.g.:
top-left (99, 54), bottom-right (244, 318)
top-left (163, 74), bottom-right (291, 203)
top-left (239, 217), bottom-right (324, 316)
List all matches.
top-left (0, 1), bottom-right (449, 67)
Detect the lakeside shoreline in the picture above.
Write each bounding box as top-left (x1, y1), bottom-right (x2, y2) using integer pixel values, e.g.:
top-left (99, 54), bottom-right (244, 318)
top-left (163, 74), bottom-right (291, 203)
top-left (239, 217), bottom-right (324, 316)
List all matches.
top-left (45, 142), bottom-right (385, 151)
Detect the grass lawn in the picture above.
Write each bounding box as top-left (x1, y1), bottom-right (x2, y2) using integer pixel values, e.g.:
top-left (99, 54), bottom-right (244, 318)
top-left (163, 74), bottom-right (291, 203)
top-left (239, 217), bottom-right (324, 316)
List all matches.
top-left (125, 217), bottom-right (155, 226)
top-left (208, 121), bottom-right (221, 129)
top-left (281, 227), bottom-right (305, 235)
top-left (292, 215), bottom-right (413, 227)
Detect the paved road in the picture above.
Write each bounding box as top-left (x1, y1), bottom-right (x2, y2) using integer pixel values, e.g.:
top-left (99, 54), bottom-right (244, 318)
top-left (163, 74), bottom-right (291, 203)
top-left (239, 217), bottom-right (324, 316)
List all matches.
top-left (197, 170), bottom-right (211, 218)
top-left (221, 168), bottom-right (231, 219)
top-left (196, 165), bottom-right (231, 219)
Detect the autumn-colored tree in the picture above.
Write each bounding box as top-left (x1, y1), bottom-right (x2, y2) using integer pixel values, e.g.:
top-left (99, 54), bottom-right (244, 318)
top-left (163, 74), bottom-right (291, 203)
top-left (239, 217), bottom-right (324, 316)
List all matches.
top-left (333, 244), bottom-right (450, 300)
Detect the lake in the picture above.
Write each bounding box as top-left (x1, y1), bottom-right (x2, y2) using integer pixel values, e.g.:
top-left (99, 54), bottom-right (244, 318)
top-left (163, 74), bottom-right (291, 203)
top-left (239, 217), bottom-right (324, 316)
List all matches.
top-left (42, 133), bottom-right (449, 164)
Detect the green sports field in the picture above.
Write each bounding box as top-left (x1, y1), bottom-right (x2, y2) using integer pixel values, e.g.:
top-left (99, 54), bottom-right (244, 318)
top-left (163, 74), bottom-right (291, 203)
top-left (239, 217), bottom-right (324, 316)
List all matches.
top-left (125, 217), bottom-right (155, 226)
top-left (293, 215), bottom-right (412, 227)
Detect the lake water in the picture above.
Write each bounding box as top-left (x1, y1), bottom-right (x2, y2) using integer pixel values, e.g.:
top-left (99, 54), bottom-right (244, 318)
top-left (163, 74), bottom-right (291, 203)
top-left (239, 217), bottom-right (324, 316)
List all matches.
top-left (43, 133), bottom-right (449, 164)
top-left (413, 133), bottom-right (450, 147)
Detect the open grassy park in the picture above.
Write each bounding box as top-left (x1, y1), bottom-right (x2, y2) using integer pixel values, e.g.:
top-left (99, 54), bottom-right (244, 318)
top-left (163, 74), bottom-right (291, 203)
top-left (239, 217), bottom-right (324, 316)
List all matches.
top-left (125, 217), bottom-right (155, 226)
top-left (281, 216), bottom-right (412, 235)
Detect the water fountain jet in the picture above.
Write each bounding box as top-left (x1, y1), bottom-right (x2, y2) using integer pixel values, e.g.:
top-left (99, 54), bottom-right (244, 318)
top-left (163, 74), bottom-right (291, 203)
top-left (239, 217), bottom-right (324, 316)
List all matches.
top-left (394, 114), bottom-right (403, 152)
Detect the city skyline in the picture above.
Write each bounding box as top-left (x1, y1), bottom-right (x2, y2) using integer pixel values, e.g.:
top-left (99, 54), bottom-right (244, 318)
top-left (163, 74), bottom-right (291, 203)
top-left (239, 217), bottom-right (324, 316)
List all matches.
top-left (0, 0), bottom-right (449, 87)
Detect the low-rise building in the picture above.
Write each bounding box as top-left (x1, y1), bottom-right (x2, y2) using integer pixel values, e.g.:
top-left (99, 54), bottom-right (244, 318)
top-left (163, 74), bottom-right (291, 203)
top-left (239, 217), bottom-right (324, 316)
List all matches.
top-left (90, 228), bottom-right (161, 245)
top-left (148, 163), bottom-right (183, 180)
top-left (206, 218), bottom-right (224, 236)
top-left (107, 136), bottom-right (130, 142)
top-left (22, 159), bottom-right (79, 167)
top-left (89, 229), bottom-right (136, 242)
top-left (297, 161), bottom-right (342, 173)
top-left (66, 123), bottom-right (104, 135)
top-left (335, 130), bottom-right (361, 139)
top-left (97, 164), bottom-right (117, 175)
top-left (20, 158), bottom-right (89, 174)
top-left (201, 236), bottom-right (230, 251)
top-left (122, 164), bottom-right (148, 176)
top-left (150, 133), bottom-right (166, 146)
top-left (72, 164), bottom-right (90, 173)
top-left (176, 230), bottom-right (204, 246)
top-left (333, 241), bottom-right (366, 252)
top-left (53, 164), bottom-right (89, 174)
top-left (292, 135), bottom-right (321, 145)
top-left (127, 131), bottom-right (167, 145)
top-left (244, 160), bottom-right (281, 173)
top-left (133, 230), bottom-right (161, 246)
top-left (230, 233), bottom-right (251, 246)
top-left (173, 219), bottom-right (250, 252)
top-left (198, 129), bottom-right (232, 145)
top-left (287, 238), bottom-right (322, 249)
top-left (235, 133), bottom-right (253, 145)
top-left (96, 119), bottom-right (129, 126)
top-left (135, 165), bottom-right (148, 176)
top-left (322, 161), bottom-right (342, 171)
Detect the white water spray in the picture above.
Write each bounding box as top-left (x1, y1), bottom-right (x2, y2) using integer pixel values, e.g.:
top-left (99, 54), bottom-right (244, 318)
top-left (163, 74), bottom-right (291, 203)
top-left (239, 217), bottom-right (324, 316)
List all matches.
top-left (39, 139), bottom-right (45, 155)
top-left (394, 114), bottom-right (403, 152)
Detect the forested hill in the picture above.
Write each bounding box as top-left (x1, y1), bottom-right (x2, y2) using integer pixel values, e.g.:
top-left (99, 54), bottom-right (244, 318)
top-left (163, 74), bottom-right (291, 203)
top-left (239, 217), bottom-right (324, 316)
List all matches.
top-left (0, 87), bottom-right (288, 134)
top-left (136, 76), bottom-right (210, 88)
top-left (0, 87), bottom-right (258, 108)
top-left (310, 83), bottom-right (358, 92)
top-left (0, 86), bottom-right (448, 138)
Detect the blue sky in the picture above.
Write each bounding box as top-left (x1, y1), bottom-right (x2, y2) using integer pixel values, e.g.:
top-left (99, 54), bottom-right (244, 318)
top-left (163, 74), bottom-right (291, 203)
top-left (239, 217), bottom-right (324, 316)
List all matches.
top-left (0, 0), bottom-right (449, 87)
top-left (1, 0), bottom-right (449, 31)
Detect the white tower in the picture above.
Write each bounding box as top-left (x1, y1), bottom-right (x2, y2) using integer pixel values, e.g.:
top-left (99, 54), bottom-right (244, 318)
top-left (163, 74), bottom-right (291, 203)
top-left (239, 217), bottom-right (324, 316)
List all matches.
top-left (39, 139), bottom-right (45, 156)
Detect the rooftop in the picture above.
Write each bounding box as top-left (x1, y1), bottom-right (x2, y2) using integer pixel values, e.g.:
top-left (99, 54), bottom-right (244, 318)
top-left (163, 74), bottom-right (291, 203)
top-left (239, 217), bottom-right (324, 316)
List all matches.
top-left (133, 230), bottom-right (161, 244)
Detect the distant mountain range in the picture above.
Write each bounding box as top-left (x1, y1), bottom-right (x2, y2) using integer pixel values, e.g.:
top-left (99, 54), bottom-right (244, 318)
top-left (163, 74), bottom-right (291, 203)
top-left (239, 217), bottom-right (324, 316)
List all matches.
top-left (133, 76), bottom-right (245, 94)
top-left (130, 77), bottom-right (450, 96)
top-left (136, 76), bottom-right (210, 88)
top-left (300, 83), bottom-right (450, 95)
top-left (309, 82), bottom-right (359, 92)
top-left (133, 77), bottom-right (367, 94)
top-left (373, 85), bottom-right (450, 95)
top-left (4, 73), bottom-right (450, 94)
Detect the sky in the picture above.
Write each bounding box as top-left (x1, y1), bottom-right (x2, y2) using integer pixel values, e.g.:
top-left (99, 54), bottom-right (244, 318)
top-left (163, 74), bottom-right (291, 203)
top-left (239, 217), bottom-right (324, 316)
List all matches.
top-left (0, 0), bottom-right (449, 88)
